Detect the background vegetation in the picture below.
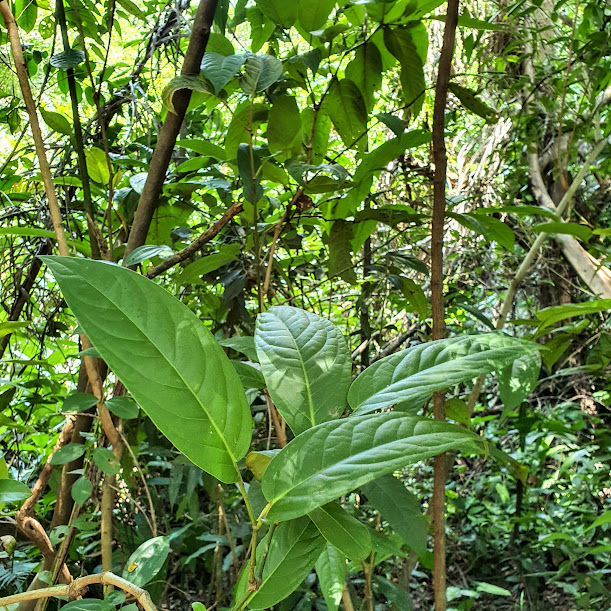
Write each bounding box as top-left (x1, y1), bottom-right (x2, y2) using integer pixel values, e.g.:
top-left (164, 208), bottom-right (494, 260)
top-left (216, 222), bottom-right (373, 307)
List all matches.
top-left (0, 0), bottom-right (610, 609)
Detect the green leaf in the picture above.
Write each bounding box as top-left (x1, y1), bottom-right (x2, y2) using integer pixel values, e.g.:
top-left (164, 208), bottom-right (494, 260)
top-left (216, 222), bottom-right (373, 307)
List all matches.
top-left (315, 543), bottom-right (347, 611)
top-left (50, 49), bottom-right (85, 70)
top-left (106, 396), bottom-right (139, 419)
top-left (474, 582), bottom-right (511, 596)
top-left (93, 447), bottom-right (121, 475)
top-left (40, 108), bottom-right (72, 136)
top-left (262, 414), bottom-right (483, 521)
top-left (245, 449), bottom-right (280, 479)
top-left (14, 0), bottom-right (37, 32)
top-left (247, 517), bottom-right (325, 609)
top-left (255, 306), bottom-right (351, 435)
top-left (42, 257), bottom-right (252, 483)
top-left (0, 227), bottom-right (91, 256)
top-left (0, 479), bottom-right (31, 503)
top-left (239, 54), bottom-right (283, 95)
top-left (124, 245), bottom-right (174, 267)
top-left (297, 0), bottom-right (336, 32)
top-left (122, 536), bottom-right (170, 587)
top-left (534, 300), bottom-right (611, 333)
top-left (231, 361), bottom-right (265, 391)
top-left (375, 576), bottom-right (415, 609)
top-left (201, 53), bottom-right (245, 94)
top-left (328, 220), bottom-right (357, 284)
top-left (384, 26), bottom-right (425, 120)
top-left (586, 510), bottom-right (611, 531)
top-left (161, 75), bottom-right (213, 113)
top-left (324, 78), bottom-right (368, 152)
top-left (247, 6), bottom-right (275, 52)
top-left (345, 42), bottom-right (382, 112)
top-left (349, 334), bottom-right (539, 415)
top-left (50, 443), bottom-right (86, 465)
top-left (532, 222), bottom-right (593, 242)
top-left (237, 143), bottom-right (263, 203)
top-left (61, 601), bottom-right (112, 611)
top-left (362, 475), bottom-right (427, 554)
top-left (255, 0), bottom-right (297, 28)
top-left (62, 393), bottom-right (98, 413)
top-left (176, 139), bottom-right (227, 160)
top-left (498, 350), bottom-right (541, 414)
top-left (71, 477), bottom-right (93, 505)
top-left (218, 336), bottom-right (258, 362)
top-left (267, 94), bottom-right (302, 154)
top-left (84, 147), bottom-right (110, 184)
top-left (449, 83), bottom-right (497, 123)
top-left (176, 247), bottom-right (240, 285)
top-left (0, 321), bottom-right (29, 339)
top-left (308, 502), bottom-right (371, 561)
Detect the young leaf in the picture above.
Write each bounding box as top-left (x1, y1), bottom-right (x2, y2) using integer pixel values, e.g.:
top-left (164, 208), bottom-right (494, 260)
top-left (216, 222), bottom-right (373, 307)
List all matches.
top-left (246, 517), bottom-right (324, 609)
top-left (255, 306), bottom-right (351, 435)
top-left (42, 257), bottom-right (252, 484)
top-left (122, 536), bottom-right (170, 587)
top-left (262, 414), bottom-right (483, 521)
top-left (348, 334), bottom-right (539, 416)
top-left (40, 109), bottom-right (72, 136)
top-left (84, 147), bottom-right (110, 184)
top-left (315, 543), bottom-right (348, 611)
top-left (362, 475), bottom-right (427, 554)
top-left (308, 502), bottom-right (371, 561)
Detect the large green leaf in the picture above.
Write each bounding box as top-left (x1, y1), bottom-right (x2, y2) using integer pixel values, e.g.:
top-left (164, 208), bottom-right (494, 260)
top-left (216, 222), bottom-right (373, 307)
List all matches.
top-left (255, 306), bottom-right (351, 435)
top-left (315, 543), bottom-right (347, 611)
top-left (0, 479), bottom-right (32, 503)
top-left (267, 94), bottom-right (302, 154)
top-left (297, 0), bottom-right (336, 32)
top-left (324, 78), bottom-right (368, 152)
top-left (309, 502), bottom-right (371, 561)
top-left (384, 26), bottom-right (426, 120)
top-left (349, 334), bottom-right (539, 415)
top-left (42, 257), bottom-right (252, 483)
top-left (247, 517), bottom-right (325, 609)
top-left (362, 475), bottom-right (427, 554)
top-left (345, 42), bottom-right (382, 112)
top-left (262, 414), bottom-right (482, 521)
top-left (255, 0), bottom-right (297, 28)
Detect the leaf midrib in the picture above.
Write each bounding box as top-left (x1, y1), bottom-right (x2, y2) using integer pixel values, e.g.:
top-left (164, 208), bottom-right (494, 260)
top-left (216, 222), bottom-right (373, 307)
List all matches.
top-left (74, 268), bottom-right (240, 472)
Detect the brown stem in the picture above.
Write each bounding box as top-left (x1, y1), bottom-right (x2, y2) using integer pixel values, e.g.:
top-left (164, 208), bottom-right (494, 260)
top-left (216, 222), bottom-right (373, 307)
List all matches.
top-left (0, 1), bottom-right (69, 257)
top-left (145, 202), bottom-right (243, 278)
top-left (265, 391), bottom-right (287, 448)
top-left (124, 0), bottom-right (219, 256)
top-left (341, 583), bottom-right (355, 611)
top-left (430, 1), bottom-right (460, 609)
top-left (0, 572), bottom-right (157, 611)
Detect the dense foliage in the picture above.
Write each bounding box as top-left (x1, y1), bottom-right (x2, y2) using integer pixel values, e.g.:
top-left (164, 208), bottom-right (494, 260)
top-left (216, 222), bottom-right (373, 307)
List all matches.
top-left (0, 0), bottom-right (610, 609)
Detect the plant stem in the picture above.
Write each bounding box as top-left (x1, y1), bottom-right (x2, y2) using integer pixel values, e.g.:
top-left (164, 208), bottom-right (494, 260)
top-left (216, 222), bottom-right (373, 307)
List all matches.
top-left (430, 0), bottom-right (460, 609)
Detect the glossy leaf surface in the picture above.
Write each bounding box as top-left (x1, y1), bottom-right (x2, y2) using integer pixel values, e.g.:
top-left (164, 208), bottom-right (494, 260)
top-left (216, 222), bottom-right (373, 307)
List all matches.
top-left (255, 306), bottom-right (351, 435)
top-left (262, 414), bottom-right (482, 521)
top-left (349, 334), bottom-right (539, 415)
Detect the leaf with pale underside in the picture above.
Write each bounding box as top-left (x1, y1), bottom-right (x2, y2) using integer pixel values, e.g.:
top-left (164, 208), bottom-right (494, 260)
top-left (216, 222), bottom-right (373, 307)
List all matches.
top-left (349, 334), bottom-right (539, 416)
top-left (42, 257), bottom-right (252, 483)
